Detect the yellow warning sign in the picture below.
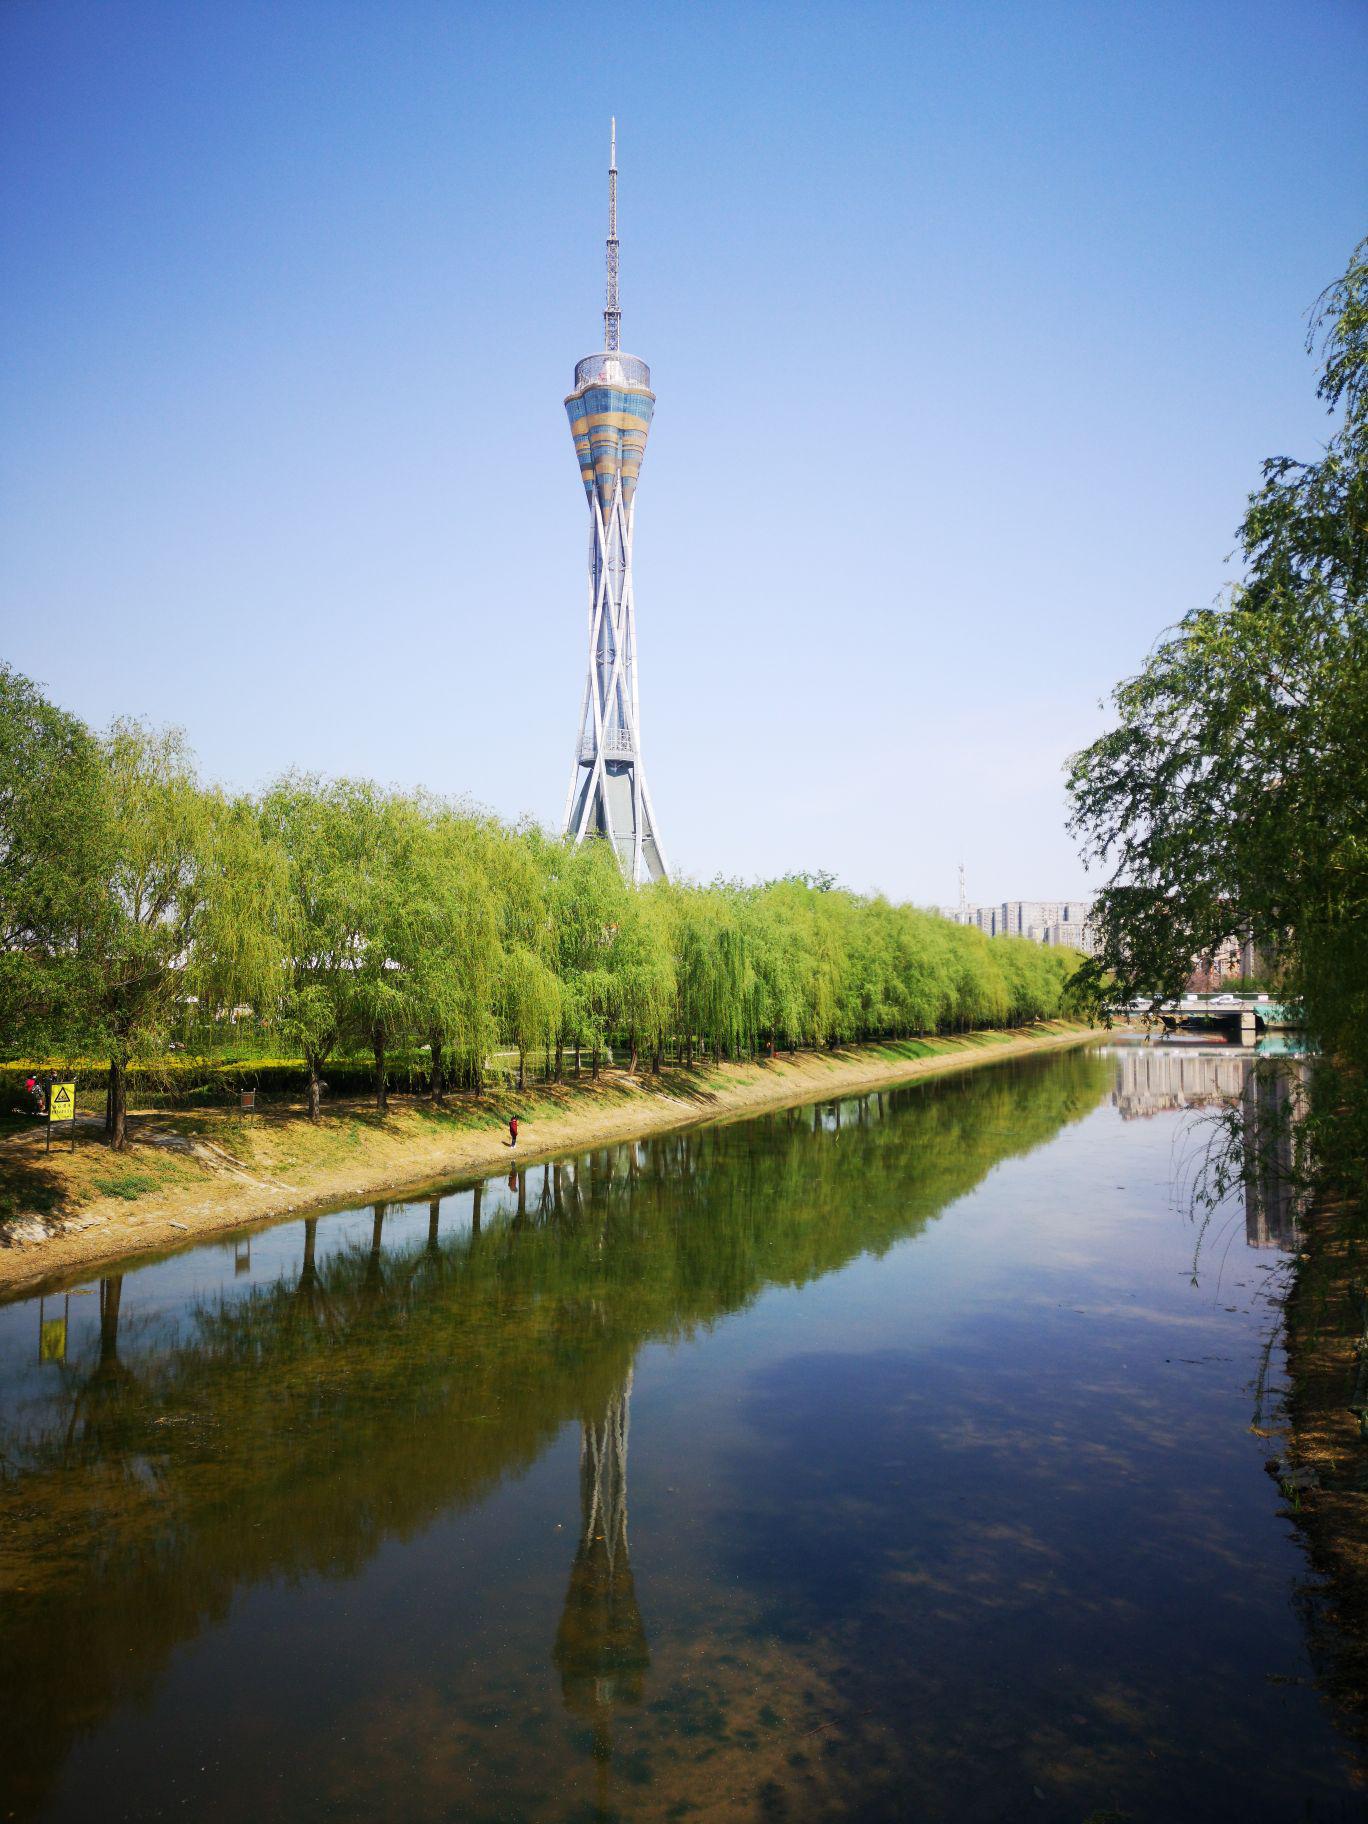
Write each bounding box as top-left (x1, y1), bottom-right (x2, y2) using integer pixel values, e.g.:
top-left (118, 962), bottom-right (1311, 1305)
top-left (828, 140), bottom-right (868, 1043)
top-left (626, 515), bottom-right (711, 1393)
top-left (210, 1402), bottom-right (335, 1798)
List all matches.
top-left (49, 1082), bottom-right (76, 1120)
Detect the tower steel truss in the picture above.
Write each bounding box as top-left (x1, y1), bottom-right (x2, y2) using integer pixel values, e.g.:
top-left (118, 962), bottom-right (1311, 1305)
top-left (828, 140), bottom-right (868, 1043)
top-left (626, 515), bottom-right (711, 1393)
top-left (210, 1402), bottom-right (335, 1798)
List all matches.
top-left (561, 121), bottom-right (668, 883)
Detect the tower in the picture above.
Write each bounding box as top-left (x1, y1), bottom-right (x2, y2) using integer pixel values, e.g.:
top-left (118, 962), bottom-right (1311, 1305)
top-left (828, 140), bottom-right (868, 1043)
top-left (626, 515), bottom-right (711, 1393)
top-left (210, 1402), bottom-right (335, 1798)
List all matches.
top-left (561, 121), bottom-right (668, 882)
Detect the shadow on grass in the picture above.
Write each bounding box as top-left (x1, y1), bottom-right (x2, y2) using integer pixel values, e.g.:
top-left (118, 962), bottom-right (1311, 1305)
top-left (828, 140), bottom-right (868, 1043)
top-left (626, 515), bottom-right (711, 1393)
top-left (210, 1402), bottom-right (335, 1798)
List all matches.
top-left (0, 1142), bottom-right (79, 1234)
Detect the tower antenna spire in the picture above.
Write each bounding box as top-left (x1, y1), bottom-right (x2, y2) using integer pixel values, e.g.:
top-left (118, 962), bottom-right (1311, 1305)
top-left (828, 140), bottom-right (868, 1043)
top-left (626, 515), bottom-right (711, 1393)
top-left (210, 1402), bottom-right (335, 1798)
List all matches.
top-left (604, 117), bottom-right (620, 352)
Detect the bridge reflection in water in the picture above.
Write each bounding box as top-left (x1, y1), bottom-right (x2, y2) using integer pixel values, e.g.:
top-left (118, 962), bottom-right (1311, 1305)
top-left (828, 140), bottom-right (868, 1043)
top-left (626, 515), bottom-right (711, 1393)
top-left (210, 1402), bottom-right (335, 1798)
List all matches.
top-left (1111, 1046), bottom-right (1306, 1249)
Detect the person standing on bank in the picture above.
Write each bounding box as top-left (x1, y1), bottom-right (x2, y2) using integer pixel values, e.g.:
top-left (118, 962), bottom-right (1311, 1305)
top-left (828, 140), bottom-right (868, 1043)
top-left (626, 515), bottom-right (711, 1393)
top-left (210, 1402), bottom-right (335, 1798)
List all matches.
top-left (508, 1114), bottom-right (519, 1149)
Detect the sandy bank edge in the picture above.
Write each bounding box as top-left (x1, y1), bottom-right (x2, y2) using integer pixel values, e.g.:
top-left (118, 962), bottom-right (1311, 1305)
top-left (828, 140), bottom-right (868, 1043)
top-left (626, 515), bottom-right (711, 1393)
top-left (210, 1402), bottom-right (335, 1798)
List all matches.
top-left (0, 1025), bottom-right (1104, 1297)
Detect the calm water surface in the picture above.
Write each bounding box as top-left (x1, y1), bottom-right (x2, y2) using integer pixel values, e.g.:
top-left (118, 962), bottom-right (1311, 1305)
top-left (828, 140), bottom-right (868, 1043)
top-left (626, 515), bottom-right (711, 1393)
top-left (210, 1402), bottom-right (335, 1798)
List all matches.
top-left (0, 1046), bottom-right (1359, 1821)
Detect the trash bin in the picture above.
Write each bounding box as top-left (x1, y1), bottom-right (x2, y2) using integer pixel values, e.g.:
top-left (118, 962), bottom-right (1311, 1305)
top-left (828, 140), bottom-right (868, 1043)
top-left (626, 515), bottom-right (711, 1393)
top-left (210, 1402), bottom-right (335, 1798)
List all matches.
top-left (240, 1090), bottom-right (256, 1112)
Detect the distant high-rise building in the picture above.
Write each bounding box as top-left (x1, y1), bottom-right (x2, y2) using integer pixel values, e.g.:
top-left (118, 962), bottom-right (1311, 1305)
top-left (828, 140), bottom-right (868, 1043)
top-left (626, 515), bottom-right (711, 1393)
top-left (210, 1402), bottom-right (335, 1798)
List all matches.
top-left (1046, 919), bottom-right (1098, 955)
top-left (561, 122), bottom-right (668, 883)
top-left (940, 886), bottom-right (1094, 947)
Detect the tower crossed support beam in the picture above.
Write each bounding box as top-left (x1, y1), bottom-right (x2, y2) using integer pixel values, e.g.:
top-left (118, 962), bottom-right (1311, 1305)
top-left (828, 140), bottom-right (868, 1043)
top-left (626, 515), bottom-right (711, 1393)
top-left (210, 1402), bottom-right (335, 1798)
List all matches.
top-left (562, 480), bottom-right (666, 883)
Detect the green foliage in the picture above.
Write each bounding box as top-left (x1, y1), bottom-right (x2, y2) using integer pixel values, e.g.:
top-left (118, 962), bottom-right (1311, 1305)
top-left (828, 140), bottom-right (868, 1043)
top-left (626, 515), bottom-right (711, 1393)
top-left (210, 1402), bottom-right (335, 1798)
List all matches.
top-left (88, 722), bottom-right (288, 1146)
top-left (90, 1172), bottom-right (162, 1201)
top-left (0, 665), bottom-right (108, 1053)
top-left (1069, 238), bottom-right (1368, 1191)
top-left (2, 684), bottom-right (1084, 1126)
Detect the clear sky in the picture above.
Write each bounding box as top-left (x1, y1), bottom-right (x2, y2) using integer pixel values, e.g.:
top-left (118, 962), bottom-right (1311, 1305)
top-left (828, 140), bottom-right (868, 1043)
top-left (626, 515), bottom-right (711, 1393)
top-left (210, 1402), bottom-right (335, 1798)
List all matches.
top-left (3, 1), bottom-right (1364, 905)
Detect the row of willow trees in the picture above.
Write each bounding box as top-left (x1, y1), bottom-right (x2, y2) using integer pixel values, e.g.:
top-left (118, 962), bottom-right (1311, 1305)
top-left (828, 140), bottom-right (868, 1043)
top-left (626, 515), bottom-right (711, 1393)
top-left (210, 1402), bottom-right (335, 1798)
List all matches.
top-left (1, 668), bottom-right (1083, 1146)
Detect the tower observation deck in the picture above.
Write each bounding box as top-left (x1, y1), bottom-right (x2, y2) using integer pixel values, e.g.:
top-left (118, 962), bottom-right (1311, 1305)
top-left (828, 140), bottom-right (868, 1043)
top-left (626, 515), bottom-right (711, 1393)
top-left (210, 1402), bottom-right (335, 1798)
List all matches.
top-left (561, 120), bottom-right (668, 883)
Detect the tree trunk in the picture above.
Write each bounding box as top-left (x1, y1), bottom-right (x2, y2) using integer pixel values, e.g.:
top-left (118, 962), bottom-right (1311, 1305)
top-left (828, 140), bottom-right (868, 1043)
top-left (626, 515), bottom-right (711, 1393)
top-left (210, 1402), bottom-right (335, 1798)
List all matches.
top-left (373, 1029), bottom-right (388, 1113)
top-left (306, 1052), bottom-right (323, 1121)
top-left (574, 1043), bottom-right (581, 1078)
top-left (652, 1040), bottom-right (662, 1075)
top-left (429, 1032), bottom-right (445, 1103)
top-left (109, 1057), bottom-right (128, 1152)
top-left (628, 1037), bottom-right (638, 1075)
top-left (555, 1040), bottom-right (564, 1083)
top-left (591, 1042), bottom-right (599, 1080)
top-left (517, 1046), bottom-right (526, 1092)
top-left (686, 1034), bottom-right (694, 1069)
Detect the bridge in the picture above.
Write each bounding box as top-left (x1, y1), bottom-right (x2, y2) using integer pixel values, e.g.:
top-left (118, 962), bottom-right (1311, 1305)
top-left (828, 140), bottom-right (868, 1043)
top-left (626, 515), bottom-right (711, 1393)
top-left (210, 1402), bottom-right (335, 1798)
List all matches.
top-left (1125, 997), bottom-right (1300, 1043)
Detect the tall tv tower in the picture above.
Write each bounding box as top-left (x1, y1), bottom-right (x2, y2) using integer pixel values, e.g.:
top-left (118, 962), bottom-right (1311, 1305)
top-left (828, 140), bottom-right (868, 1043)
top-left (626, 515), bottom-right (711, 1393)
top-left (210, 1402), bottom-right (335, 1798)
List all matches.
top-left (561, 121), bottom-right (668, 882)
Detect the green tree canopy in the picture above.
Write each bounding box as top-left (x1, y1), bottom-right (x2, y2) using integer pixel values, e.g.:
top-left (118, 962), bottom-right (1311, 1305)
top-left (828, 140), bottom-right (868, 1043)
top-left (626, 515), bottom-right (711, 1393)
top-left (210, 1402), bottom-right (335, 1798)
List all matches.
top-left (1069, 238), bottom-right (1368, 1184)
top-left (0, 666), bottom-right (108, 1053)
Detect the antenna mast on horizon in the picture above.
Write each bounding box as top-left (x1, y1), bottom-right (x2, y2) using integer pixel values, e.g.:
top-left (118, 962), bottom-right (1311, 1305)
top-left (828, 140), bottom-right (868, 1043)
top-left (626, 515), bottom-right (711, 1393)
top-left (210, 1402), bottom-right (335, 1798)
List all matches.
top-left (604, 117), bottom-right (621, 351)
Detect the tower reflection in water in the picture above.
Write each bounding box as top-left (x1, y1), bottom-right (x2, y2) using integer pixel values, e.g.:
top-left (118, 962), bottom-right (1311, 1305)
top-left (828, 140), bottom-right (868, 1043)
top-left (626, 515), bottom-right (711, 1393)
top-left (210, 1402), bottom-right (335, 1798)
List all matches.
top-left (1111, 1045), bottom-right (1305, 1249)
top-left (554, 1369), bottom-right (650, 1785)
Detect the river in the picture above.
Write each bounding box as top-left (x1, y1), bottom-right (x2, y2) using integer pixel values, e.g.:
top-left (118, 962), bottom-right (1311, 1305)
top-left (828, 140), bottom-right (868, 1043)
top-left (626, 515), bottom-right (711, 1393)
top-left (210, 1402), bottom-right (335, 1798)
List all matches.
top-left (0, 1044), bottom-right (1359, 1821)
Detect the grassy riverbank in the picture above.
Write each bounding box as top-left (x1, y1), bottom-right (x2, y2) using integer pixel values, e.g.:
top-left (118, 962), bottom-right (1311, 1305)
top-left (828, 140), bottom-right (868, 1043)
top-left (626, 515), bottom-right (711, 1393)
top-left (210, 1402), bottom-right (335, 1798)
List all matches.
top-left (1282, 1196), bottom-right (1368, 1757)
top-left (0, 1021), bottom-right (1101, 1294)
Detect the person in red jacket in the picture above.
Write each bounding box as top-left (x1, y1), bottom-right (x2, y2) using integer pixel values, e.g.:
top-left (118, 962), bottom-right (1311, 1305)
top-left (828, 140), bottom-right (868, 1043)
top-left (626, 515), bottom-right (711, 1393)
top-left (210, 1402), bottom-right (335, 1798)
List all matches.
top-left (508, 1114), bottom-right (519, 1148)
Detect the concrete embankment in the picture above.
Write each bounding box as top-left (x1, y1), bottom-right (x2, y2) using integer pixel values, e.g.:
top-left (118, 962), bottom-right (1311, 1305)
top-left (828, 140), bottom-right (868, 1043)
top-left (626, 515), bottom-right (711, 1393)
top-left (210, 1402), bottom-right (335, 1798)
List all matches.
top-left (0, 1022), bottom-right (1103, 1295)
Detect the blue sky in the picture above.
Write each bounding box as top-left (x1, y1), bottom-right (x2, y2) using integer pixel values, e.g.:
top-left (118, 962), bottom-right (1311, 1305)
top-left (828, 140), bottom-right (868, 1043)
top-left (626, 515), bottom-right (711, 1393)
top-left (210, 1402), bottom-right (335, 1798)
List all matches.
top-left (3, 1), bottom-right (1364, 904)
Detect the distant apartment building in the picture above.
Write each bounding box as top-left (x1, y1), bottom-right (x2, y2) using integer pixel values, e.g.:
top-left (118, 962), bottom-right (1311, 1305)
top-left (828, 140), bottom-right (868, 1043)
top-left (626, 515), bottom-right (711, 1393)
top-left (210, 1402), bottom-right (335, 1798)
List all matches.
top-left (997, 901), bottom-right (1050, 937)
top-left (1045, 919), bottom-right (1099, 956)
top-left (942, 895), bottom-right (1096, 951)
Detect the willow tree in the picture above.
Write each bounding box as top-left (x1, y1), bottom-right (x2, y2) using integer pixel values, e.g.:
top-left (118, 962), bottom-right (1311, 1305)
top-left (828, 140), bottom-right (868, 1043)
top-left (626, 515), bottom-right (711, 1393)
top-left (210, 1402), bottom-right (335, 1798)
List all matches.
top-left (88, 722), bottom-right (285, 1148)
top-left (343, 789), bottom-right (427, 1113)
top-left (548, 837), bottom-right (629, 1078)
top-left (499, 946), bottom-right (561, 1092)
top-left (411, 803), bottom-right (501, 1097)
top-left (673, 886), bottom-right (755, 1064)
top-left (260, 775), bottom-right (382, 1119)
top-left (611, 883), bottom-right (676, 1072)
